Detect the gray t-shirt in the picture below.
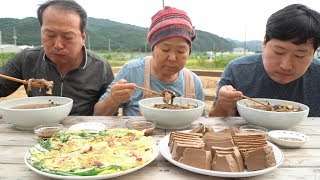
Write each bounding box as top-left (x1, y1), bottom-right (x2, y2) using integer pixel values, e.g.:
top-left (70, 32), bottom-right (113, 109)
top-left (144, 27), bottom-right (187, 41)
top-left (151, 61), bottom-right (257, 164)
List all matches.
top-left (0, 46), bottom-right (114, 115)
top-left (214, 53), bottom-right (320, 117)
top-left (99, 57), bottom-right (205, 116)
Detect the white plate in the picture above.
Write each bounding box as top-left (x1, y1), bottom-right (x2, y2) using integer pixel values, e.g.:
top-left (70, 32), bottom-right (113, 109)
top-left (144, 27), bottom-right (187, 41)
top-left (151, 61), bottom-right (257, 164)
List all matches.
top-left (159, 134), bottom-right (284, 178)
top-left (268, 130), bottom-right (309, 148)
top-left (24, 144), bottom-right (159, 179)
top-left (69, 122), bottom-right (106, 132)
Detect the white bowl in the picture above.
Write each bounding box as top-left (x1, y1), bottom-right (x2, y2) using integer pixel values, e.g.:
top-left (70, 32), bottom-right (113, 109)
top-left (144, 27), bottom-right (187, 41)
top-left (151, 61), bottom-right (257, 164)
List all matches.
top-left (268, 130), bottom-right (309, 148)
top-left (239, 124), bottom-right (268, 135)
top-left (139, 97), bottom-right (205, 129)
top-left (69, 122), bottom-right (106, 132)
top-left (237, 98), bottom-right (309, 130)
top-left (0, 96), bottom-right (73, 130)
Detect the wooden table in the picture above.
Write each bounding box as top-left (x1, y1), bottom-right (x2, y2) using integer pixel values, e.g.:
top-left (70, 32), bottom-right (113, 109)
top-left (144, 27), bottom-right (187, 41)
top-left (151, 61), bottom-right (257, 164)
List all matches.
top-left (1, 116), bottom-right (319, 180)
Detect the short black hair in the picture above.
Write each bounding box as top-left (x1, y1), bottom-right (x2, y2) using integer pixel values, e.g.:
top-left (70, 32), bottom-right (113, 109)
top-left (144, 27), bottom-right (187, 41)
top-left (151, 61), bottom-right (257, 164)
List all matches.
top-left (265, 4), bottom-right (320, 50)
top-left (37, 0), bottom-right (87, 33)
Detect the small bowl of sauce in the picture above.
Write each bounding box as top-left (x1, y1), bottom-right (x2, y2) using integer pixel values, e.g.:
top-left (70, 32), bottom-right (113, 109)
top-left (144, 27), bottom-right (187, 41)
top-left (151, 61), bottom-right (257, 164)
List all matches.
top-left (268, 130), bottom-right (309, 148)
top-left (34, 123), bottom-right (63, 138)
top-left (126, 119), bottom-right (156, 136)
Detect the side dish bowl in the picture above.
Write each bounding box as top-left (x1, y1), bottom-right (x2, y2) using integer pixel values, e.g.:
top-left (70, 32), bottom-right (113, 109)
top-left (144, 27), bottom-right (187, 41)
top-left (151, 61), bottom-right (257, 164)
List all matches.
top-left (34, 123), bottom-right (64, 138)
top-left (126, 119), bottom-right (156, 136)
top-left (268, 130), bottom-right (309, 148)
top-left (139, 97), bottom-right (205, 129)
top-left (239, 125), bottom-right (268, 135)
top-left (237, 98), bottom-right (309, 130)
top-left (0, 96), bottom-right (73, 130)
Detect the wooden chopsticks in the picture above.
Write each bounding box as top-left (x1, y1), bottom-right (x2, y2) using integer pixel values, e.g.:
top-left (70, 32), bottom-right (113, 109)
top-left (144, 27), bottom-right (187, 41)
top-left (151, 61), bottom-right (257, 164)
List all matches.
top-left (135, 86), bottom-right (163, 96)
top-left (111, 82), bottom-right (163, 96)
top-left (242, 95), bottom-right (274, 110)
top-left (0, 74), bottom-right (46, 88)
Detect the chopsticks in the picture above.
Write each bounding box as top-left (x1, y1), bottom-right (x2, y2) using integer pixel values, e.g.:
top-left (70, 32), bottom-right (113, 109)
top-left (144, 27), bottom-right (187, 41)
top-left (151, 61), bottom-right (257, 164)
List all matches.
top-left (0, 74), bottom-right (45, 88)
top-left (111, 82), bottom-right (163, 96)
top-left (135, 86), bottom-right (163, 96)
top-left (242, 95), bottom-right (274, 110)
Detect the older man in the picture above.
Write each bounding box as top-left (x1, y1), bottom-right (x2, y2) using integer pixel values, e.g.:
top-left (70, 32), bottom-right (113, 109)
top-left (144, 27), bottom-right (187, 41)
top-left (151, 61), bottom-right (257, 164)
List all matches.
top-left (0, 0), bottom-right (114, 115)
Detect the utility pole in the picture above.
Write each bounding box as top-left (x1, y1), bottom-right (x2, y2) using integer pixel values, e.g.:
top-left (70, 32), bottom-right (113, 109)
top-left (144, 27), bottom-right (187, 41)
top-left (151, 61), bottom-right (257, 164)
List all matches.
top-left (162, 0), bottom-right (165, 8)
top-left (87, 34), bottom-right (91, 50)
top-left (13, 26), bottom-right (17, 46)
top-left (0, 30), bottom-right (2, 54)
top-left (108, 39), bottom-right (111, 51)
top-left (244, 25), bottom-right (246, 55)
top-left (144, 40), bottom-right (147, 53)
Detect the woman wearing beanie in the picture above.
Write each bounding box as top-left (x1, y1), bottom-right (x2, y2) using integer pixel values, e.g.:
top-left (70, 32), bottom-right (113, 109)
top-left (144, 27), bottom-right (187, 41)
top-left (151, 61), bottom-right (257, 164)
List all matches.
top-left (94, 6), bottom-right (205, 116)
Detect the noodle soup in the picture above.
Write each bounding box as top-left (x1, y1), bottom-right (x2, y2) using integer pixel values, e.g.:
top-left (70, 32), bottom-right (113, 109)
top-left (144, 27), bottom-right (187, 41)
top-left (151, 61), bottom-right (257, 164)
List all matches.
top-left (10, 103), bottom-right (61, 109)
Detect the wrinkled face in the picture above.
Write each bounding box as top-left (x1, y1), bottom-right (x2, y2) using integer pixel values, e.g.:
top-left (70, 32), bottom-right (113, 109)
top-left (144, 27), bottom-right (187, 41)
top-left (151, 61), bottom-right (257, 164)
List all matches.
top-left (152, 37), bottom-right (190, 76)
top-left (41, 6), bottom-right (85, 65)
top-left (262, 38), bottom-right (314, 84)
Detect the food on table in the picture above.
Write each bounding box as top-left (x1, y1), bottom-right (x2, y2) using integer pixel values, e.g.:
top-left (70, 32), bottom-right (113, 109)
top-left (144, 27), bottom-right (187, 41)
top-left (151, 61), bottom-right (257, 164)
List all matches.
top-left (34, 124), bottom-right (63, 138)
top-left (126, 119), bottom-right (155, 136)
top-left (150, 89), bottom-right (198, 109)
top-left (168, 125), bottom-right (276, 172)
top-left (232, 132), bottom-right (276, 171)
top-left (211, 146), bottom-right (244, 172)
top-left (153, 103), bottom-right (197, 109)
top-left (162, 90), bottom-right (176, 104)
top-left (179, 148), bottom-right (212, 170)
top-left (246, 102), bottom-right (302, 112)
top-left (11, 103), bottom-right (60, 109)
top-left (27, 78), bottom-right (54, 95)
top-left (27, 129), bottom-right (155, 176)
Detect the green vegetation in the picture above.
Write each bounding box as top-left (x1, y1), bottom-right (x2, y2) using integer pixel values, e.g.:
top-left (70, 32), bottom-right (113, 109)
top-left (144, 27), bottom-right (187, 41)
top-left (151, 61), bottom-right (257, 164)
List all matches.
top-left (187, 53), bottom-right (242, 70)
top-left (0, 17), bottom-right (235, 52)
top-left (0, 52), bottom-right (243, 70)
top-left (0, 53), bottom-right (15, 66)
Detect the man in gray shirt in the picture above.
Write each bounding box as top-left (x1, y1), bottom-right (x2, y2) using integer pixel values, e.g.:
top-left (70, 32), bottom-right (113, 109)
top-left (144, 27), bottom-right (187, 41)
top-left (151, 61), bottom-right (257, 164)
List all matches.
top-left (209, 4), bottom-right (320, 117)
top-left (0, 0), bottom-right (114, 115)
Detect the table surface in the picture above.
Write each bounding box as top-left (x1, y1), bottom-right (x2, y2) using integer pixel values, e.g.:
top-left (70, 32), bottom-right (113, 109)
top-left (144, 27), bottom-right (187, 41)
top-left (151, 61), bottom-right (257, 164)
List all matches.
top-left (1, 116), bottom-right (320, 180)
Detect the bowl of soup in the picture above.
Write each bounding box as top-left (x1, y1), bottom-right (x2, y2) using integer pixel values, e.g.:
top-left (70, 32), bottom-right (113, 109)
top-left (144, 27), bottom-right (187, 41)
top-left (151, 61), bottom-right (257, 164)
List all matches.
top-left (0, 96), bottom-right (73, 130)
top-left (139, 97), bottom-right (205, 129)
top-left (237, 98), bottom-right (309, 130)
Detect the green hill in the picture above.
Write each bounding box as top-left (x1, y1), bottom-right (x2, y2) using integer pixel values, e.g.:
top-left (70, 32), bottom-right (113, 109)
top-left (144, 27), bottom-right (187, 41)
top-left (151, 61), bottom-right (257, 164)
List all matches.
top-left (0, 17), bottom-right (235, 52)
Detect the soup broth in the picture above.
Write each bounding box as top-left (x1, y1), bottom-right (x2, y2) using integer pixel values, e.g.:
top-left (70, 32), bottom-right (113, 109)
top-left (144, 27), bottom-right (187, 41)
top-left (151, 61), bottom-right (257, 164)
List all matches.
top-left (10, 103), bottom-right (61, 109)
top-left (154, 103), bottom-right (196, 109)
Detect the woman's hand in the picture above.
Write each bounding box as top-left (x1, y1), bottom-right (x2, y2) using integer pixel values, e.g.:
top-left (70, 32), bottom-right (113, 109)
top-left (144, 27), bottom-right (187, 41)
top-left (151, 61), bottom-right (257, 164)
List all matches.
top-left (108, 79), bottom-right (136, 104)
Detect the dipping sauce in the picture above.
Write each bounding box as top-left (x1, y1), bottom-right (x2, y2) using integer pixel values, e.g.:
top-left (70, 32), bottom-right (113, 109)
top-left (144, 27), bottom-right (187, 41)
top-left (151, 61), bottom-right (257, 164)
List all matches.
top-left (34, 124), bottom-right (63, 138)
top-left (126, 120), bottom-right (155, 136)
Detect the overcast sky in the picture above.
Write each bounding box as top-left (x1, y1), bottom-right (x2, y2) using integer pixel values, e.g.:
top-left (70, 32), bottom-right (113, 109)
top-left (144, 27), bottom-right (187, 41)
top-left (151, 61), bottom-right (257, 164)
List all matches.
top-left (1, 0), bottom-right (320, 41)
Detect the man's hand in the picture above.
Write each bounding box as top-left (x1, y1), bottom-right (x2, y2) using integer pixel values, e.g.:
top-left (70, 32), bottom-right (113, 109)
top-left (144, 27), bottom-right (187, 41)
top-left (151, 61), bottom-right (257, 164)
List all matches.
top-left (209, 85), bottom-right (243, 117)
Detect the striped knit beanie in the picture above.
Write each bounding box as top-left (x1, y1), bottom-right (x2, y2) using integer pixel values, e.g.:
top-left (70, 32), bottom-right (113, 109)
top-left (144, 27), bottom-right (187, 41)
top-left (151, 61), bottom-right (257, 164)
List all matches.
top-left (147, 6), bottom-right (196, 50)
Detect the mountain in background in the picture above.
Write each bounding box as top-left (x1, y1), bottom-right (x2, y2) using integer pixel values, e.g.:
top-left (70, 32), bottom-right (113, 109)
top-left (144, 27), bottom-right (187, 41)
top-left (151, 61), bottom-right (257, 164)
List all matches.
top-left (0, 17), bottom-right (261, 52)
top-left (231, 39), bottom-right (263, 52)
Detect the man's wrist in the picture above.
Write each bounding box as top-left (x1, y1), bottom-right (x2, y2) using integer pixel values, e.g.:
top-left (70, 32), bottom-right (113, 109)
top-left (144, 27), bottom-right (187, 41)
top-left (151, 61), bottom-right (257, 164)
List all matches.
top-left (105, 95), bottom-right (119, 108)
top-left (210, 100), bottom-right (236, 117)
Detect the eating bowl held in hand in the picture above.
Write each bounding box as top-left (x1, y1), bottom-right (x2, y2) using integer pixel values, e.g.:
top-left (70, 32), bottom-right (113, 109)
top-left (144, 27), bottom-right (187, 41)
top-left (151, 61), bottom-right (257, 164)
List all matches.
top-left (237, 98), bottom-right (309, 130)
top-left (139, 97), bottom-right (205, 129)
top-left (0, 96), bottom-right (73, 130)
